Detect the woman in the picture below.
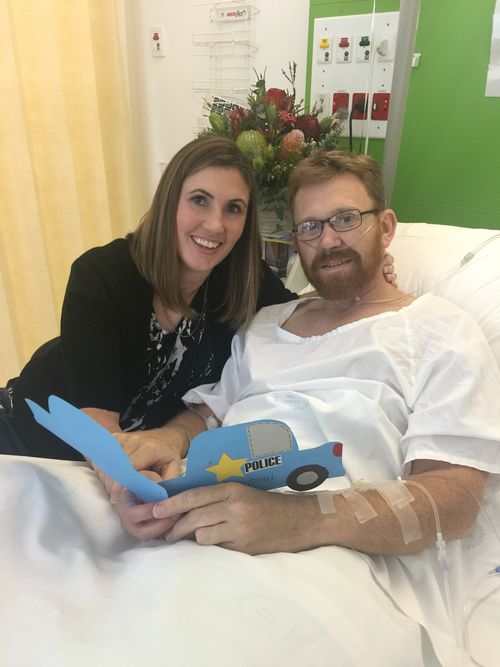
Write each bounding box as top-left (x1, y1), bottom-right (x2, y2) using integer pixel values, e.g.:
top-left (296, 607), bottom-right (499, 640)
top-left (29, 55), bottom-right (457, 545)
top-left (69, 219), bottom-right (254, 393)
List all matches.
top-left (2, 137), bottom-right (298, 460)
top-left (1, 136), bottom-right (394, 461)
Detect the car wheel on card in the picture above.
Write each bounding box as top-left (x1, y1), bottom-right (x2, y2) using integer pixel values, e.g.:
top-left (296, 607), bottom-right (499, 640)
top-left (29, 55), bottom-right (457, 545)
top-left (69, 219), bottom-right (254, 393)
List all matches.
top-left (286, 464), bottom-right (328, 491)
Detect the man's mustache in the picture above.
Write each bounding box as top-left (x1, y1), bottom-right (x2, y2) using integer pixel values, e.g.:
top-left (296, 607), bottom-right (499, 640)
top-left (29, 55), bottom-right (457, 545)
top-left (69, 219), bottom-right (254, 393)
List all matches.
top-left (311, 247), bottom-right (360, 271)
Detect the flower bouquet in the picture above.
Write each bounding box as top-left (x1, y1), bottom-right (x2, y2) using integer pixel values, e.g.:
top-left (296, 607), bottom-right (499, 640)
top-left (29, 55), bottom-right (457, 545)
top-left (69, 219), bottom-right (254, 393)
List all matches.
top-left (200, 62), bottom-right (343, 231)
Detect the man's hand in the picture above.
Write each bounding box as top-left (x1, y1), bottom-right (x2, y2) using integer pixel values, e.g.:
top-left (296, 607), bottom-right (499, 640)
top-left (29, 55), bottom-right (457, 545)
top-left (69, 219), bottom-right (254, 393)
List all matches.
top-left (151, 483), bottom-right (320, 555)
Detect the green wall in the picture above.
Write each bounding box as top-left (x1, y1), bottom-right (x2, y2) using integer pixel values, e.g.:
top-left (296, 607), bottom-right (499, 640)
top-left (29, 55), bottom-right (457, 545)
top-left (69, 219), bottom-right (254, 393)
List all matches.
top-left (307, 0), bottom-right (500, 229)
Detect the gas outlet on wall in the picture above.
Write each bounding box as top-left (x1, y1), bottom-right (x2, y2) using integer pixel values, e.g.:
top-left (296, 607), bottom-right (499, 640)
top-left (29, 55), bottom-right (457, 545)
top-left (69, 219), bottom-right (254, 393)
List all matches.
top-left (151, 25), bottom-right (165, 57)
top-left (335, 35), bottom-right (353, 63)
top-left (317, 37), bottom-right (333, 65)
top-left (375, 33), bottom-right (396, 62)
top-left (355, 35), bottom-right (372, 63)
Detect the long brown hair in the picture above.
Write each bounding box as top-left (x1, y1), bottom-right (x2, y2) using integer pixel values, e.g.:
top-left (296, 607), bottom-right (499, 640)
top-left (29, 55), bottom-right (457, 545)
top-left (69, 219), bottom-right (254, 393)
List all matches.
top-left (130, 136), bottom-right (261, 328)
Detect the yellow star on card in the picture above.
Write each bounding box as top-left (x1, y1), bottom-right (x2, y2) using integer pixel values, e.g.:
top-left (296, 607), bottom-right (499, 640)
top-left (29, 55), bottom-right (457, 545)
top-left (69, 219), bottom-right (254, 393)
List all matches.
top-left (205, 452), bottom-right (247, 482)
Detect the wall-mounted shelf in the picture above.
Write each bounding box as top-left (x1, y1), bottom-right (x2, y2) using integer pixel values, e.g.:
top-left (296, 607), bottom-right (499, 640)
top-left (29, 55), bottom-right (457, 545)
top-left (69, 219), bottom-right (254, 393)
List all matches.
top-left (192, 1), bottom-right (258, 133)
top-left (192, 31), bottom-right (253, 46)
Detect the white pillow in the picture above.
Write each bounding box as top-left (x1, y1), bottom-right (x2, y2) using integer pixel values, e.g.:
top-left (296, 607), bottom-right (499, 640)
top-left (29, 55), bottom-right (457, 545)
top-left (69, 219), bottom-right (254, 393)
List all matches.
top-left (285, 222), bottom-right (500, 367)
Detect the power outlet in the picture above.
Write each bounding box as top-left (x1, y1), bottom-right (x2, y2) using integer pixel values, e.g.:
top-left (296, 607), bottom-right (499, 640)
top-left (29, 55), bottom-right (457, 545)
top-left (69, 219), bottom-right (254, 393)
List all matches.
top-left (332, 92), bottom-right (350, 115)
top-left (371, 92), bottom-right (390, 120)
top-left (351, 93), bottom-right (369, 120)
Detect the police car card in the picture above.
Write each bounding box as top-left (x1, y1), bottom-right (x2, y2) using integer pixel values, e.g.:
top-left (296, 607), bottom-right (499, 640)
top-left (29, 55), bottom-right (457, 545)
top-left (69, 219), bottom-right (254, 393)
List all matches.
top-left (26, 395), bottom-right (168, 502)
top-left (27, 395), bottom-right (345, 503)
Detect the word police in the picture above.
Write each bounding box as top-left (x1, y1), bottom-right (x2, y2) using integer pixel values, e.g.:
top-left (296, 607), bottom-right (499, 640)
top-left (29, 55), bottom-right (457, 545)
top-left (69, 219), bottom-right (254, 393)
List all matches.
top-left (244, 455), bottom-right (282, 473)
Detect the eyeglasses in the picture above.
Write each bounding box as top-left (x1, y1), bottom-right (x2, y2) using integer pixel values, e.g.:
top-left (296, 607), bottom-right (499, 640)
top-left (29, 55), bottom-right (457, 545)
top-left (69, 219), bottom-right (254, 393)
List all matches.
top-left (292, 208), bottom-right (380, 242)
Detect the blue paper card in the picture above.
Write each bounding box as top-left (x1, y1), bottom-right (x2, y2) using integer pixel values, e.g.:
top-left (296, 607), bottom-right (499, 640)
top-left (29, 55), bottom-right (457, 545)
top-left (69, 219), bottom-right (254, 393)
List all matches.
top-left (27, 396), bottom-right (345, 503)
top-left (26, 396), bottom-right (168, 502)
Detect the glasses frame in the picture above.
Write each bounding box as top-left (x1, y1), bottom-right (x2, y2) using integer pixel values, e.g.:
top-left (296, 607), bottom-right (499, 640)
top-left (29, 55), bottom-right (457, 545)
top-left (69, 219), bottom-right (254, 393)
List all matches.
top-left (292, 208), bottom-right (381, 242)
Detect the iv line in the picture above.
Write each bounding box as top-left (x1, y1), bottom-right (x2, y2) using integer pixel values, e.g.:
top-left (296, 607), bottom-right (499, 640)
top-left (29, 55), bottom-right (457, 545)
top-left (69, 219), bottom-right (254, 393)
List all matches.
top-left (404, 232), bottom-right (500, 297)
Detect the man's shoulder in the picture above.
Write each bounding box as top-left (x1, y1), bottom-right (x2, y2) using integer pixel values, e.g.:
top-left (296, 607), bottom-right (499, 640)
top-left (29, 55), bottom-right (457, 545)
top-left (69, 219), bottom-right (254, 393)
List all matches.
top-left (397, 293), bottom-right (492, 355)
top-left (251, 298), bottom-right (301, 325)
top-left (406, 293), bottom-right (478, 326)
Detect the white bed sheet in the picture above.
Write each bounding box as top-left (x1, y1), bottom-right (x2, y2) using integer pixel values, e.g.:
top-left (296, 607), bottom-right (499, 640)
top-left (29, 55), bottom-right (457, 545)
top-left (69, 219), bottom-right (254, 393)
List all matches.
top-left (1, 455), bottom-right (499, 667)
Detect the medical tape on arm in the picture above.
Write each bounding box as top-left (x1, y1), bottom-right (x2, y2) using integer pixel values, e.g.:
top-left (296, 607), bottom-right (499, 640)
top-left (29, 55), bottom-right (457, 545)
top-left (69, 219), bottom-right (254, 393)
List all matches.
top-left (316, 481), bottom-right (424, 545)
top-left (316, 484), bottom-right (377, 521)
top-left (373, 481), bottom-right (423, 545)
top-left (316, 491), bottom-right (337, 514)
top-left (339, 488), bottom-right (379, 523)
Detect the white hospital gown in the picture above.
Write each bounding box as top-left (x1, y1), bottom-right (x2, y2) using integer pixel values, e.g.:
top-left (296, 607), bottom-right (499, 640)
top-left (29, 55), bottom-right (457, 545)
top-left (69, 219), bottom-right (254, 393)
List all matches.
top-left (184, 293), bottom-right (500, 665)
top-left (184, 293), bottom-right (500, 488)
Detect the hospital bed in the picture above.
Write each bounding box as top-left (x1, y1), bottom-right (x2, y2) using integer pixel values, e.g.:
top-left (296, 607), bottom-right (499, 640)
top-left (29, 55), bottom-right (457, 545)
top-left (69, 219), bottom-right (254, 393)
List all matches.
top-left (1, 222), bottom-right (499, 667)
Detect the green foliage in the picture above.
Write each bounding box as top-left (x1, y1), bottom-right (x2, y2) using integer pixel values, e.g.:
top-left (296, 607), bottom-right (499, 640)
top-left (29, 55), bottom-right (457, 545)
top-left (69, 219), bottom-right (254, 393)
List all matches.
top-left (200, 63), bottom-right (345, 226)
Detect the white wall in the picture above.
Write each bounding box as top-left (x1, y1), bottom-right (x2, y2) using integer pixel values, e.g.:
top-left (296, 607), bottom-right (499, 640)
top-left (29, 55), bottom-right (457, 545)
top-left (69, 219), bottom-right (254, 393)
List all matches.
top-left (124, 0), bottom-right (309, 198)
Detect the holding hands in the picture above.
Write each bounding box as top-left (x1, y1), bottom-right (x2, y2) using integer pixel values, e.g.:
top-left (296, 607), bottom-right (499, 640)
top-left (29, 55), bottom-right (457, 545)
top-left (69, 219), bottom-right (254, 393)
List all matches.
top-left (116, 481), bottom-right (320, 555)
top-left (93, 426), bottom-right (188, 503)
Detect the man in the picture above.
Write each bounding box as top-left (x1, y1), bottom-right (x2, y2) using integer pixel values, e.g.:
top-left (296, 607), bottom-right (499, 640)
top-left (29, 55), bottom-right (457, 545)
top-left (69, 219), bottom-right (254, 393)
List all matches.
top-left (114, 150), bottom-right (500, 556)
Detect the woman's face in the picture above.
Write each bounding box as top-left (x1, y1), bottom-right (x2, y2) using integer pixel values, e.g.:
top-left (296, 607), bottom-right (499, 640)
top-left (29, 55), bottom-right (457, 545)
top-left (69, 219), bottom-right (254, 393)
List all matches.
top-left (176, 166), bottom-right (250, 282)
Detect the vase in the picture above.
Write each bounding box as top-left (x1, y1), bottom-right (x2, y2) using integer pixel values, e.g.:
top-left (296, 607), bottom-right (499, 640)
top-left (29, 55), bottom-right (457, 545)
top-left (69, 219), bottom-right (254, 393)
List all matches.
top-left (257, 204), bottom-right (295, 279)
top-left (256, 203), bottom-right (292, 236)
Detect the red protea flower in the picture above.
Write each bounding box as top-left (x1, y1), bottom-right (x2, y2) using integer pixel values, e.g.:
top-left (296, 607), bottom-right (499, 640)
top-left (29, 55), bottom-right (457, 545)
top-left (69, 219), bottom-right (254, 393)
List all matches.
top-left (229, 107), bottom-right (249, 132)
top-left (265, 88), bottom-right (294, 111)
top-left (279, 129), bottom-right (305, 160)
top-left (278, 110), bottom-right (296, 127)
top-left (265, 88), bottom-right (287, 107)
top-left (295, 114), bottom-right (321, 141)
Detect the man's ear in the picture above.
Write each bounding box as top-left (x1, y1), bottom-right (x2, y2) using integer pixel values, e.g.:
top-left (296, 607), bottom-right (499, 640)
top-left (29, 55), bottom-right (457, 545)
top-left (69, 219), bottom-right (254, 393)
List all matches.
top-left (379, 209), bottom-right (397, 248)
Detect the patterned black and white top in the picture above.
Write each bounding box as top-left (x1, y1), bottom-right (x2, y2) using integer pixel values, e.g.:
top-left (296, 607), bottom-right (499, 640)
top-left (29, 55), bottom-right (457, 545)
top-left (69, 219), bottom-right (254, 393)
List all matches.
top-left (120, 310), bottom-right (209, 431)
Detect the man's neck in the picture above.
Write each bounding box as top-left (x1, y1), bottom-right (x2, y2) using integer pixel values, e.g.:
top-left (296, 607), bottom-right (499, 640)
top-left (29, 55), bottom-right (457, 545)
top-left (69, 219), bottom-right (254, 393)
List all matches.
top-left (283, 282), bottom-right (414, 337)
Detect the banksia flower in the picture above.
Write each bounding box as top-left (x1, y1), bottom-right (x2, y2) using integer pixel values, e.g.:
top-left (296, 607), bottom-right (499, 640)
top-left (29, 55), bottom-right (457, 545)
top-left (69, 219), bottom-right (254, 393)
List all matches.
top-left (235, 129), bottom-right (267, 159)
top-left (279, 129), bottom-right (305, 160)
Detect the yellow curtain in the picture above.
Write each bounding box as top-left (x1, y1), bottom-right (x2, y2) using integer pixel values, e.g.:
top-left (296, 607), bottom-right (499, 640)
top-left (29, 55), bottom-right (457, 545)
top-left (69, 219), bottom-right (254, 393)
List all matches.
top-left (0, 0), bottom-right (147, 384)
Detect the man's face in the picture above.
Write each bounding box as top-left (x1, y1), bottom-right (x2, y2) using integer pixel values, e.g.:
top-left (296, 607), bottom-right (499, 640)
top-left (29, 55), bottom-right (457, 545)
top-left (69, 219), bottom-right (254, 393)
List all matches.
top-left (293, 174), bottom-right (385, 301)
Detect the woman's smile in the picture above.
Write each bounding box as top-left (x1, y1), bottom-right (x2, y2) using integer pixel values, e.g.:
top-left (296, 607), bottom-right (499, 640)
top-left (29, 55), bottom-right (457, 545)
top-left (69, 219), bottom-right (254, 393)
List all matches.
top-left (176, 166), bottom-right (249, 279)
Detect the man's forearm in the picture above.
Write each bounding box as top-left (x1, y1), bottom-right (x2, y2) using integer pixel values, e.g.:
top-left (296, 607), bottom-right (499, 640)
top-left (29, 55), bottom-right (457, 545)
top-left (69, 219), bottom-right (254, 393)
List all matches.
top-left (308, 465), bottom-right (488, 556)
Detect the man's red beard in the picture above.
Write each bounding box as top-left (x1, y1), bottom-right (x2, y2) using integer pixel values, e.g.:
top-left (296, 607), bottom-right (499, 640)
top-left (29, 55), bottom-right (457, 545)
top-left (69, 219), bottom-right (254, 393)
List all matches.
top-left (301, 230), bottom-right (385, 301)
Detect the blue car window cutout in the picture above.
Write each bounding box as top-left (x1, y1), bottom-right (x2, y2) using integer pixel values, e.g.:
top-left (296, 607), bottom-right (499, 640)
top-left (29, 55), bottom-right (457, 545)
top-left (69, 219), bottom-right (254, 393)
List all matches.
top-left (27, 396), bottom-right (345, 504)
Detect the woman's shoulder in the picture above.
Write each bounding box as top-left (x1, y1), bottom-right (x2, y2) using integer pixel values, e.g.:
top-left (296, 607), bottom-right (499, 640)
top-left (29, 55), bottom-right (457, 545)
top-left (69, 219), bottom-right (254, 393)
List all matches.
top-left (71, 238), bottom-right (146, 284)
top-left (67, 238), bottom-right (151, 303)
top-left (74, 238), bottom-right (132, 269)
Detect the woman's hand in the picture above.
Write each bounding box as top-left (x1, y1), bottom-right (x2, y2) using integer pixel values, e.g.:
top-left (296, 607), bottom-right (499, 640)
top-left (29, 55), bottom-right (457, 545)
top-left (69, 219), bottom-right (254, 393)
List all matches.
top-left (114, 490), bottom-right (182, 541)
top-left (93, 426), bottom-right (188, 503)
top-left (383, 251), bottom-right (398, 287)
